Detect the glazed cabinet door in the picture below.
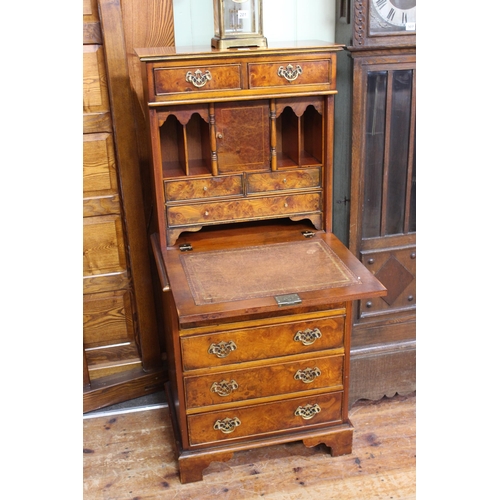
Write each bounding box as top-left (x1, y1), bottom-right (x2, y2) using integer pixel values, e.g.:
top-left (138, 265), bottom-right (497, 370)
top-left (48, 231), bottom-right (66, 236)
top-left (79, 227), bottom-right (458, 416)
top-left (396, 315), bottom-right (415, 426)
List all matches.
top-left (348, 51), bottom-right (416, 404)
top-left (352, 61), bottom-right (416, 320)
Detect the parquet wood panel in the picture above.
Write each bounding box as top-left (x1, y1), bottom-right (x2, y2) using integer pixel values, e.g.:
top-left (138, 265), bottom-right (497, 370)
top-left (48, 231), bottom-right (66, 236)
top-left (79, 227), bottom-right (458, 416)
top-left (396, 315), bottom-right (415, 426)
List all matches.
top-left (83, 392), bottom-right (415, 499)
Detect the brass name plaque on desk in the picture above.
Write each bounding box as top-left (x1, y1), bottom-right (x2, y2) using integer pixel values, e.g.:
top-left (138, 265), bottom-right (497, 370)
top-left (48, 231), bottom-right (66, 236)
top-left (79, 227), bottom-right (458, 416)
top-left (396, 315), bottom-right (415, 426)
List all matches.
top-left (275, 293), bottom-right (302, 306)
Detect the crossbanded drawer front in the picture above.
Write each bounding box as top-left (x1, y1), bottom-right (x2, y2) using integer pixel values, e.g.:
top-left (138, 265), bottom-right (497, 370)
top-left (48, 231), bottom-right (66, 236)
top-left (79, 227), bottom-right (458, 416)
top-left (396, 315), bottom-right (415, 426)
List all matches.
top-left (249, 59), bottom-right (332, 89)
top-left (153, 64), bottom-right (242, 96)
top-left (187, 391), bottom-right (343, 446)
top-left (184, 354), bottom-right (344, 409)
top-left (246, 168), bottom-right (321, 194)
top-left (164, 175), bottom-right (243, 202)
top-left (166, 192), bottom-right (321, 227)
top-left (181, 316), bottom-right (344, 370)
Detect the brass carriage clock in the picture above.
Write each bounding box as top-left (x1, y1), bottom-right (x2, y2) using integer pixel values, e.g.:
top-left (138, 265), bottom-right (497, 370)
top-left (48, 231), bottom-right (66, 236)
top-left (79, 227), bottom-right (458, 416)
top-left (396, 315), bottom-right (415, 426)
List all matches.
top-left (211, 0), bottom-right (267, 49)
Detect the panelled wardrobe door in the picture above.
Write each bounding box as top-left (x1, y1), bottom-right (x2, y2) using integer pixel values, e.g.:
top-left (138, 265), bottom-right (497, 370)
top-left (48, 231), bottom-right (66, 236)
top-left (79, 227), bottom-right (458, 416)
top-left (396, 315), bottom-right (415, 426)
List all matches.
top-left (348, 48), bottom-right (416, 404)
top-left (83, 1), bottom-right (139, 387)
top-left (83, 0), bottom-right (168, 412)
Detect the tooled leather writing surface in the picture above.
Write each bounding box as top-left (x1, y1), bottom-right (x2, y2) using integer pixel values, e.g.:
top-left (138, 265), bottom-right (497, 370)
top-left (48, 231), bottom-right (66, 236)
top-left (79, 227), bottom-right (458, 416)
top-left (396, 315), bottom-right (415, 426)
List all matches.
top-left (180, 239), bottom-right (359, 305)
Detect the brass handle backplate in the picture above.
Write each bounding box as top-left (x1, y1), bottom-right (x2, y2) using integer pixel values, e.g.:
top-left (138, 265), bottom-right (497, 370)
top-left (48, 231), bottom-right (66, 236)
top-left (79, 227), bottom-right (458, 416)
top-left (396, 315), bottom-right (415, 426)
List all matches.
top-left (277, 64), bottom-right (303, 82)
top-left (214, 417), bottom-right (241, 434)
top-left (186, 69), bottom-right (212, 88)
top-left (208, 340), bottom-right (237, 358)
top-left (295, 403), bottom-right (321, 420)
top-left (294, 327), bottom-right (322, 346)
top-left (210, 379), bottom-right (239, 397)
top-left (294, 367), bottom-right (321, 384)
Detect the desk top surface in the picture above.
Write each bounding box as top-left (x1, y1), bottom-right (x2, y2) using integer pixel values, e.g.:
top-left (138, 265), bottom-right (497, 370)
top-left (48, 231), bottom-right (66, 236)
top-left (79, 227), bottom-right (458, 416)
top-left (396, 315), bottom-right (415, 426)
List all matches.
top-left (160, 222), bottom-right (386, 328)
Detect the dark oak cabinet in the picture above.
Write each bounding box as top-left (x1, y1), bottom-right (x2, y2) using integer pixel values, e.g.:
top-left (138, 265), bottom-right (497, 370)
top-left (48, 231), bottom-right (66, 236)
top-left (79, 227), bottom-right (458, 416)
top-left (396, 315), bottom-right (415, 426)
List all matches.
top-left (348, 47), bottom-right (416, 403)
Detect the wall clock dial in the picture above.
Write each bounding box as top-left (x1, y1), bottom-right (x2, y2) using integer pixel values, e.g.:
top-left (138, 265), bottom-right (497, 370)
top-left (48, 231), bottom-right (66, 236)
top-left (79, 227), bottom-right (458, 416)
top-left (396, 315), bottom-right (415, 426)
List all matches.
top-left (370, 0), bottom-right (416, 34)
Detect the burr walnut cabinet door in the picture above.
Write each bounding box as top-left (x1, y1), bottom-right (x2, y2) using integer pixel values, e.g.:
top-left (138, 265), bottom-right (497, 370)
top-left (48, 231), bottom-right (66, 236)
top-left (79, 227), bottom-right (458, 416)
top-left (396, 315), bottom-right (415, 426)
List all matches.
top-left (214, 101), bottom-right (270, 173)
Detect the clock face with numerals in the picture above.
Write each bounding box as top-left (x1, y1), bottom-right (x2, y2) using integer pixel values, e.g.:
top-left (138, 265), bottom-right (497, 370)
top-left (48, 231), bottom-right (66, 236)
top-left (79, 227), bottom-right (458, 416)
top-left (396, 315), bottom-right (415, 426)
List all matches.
top-left (370, 0), bottom-right (416, 34)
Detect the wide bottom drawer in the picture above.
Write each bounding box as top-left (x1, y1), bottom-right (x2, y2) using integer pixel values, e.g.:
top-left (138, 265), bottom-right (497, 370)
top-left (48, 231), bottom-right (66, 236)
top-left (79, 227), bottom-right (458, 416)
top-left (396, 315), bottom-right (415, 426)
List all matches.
top-left (187, 391), bottom-right (343, 446)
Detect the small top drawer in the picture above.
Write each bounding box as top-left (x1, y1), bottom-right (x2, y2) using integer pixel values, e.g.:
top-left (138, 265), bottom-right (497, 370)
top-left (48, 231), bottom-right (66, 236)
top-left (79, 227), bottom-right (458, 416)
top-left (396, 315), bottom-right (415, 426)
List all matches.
top-left (246, 168), bottom-right (321, 194)
top-left (249, 59), bottom-right (332, 89)
top-left (154, 64), bottom-right (243, 96)
top-left (165, 175), bottom-right (243, 202)
top-left (181, 315), bottom-right (345, 371)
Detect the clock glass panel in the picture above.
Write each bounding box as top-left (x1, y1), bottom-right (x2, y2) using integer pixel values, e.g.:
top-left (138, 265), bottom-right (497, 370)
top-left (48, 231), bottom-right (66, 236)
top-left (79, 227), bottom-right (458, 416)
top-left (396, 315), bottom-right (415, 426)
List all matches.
top-left (369, 0), bottom-right (416, 35)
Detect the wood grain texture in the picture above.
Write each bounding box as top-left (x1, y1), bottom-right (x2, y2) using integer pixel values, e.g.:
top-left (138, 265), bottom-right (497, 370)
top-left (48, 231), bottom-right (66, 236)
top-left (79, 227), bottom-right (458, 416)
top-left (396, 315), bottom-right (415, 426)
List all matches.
top-left (83, 133), bottom-right (117, 196)
top-left (83, 367), bottom-right (169, 413)
top-left (83, 45), bottom-right (110, 114)
top-left (99, 0), bottom-right (163, 370)
top-left (121, 0), bottom-right (175, 119)
top-left (83, 289), bottom-right (134, 348)
top-left (83, 392), bottom-right (416, 498)
top-left (83, 215), bottom-right (127, 276)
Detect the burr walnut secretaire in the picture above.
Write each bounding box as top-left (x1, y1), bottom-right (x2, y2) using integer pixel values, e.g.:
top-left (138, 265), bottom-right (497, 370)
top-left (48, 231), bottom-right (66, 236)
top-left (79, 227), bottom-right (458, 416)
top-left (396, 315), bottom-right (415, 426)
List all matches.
top-left (136, 42), bottom-right (386, 484)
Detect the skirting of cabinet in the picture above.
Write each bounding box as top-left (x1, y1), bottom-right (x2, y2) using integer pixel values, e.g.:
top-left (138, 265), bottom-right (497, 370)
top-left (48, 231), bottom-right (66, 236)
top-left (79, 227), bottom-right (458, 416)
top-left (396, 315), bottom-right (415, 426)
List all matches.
top-left (348, 340), bottom-right (416, 407)
top-left (165, 382), bottom-right (354, 484)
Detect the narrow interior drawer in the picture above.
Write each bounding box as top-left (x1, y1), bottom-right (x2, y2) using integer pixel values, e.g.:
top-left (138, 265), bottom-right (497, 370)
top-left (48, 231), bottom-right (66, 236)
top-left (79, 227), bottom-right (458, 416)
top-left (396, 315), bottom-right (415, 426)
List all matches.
top-left (165, 175), bottom-right (243, 202)
top-left (246, 168), bottom-right (321, 194)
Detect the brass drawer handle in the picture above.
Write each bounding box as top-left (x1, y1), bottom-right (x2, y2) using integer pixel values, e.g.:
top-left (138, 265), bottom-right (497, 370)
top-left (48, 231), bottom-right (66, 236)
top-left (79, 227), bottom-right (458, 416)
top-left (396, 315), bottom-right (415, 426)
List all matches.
top-left (214, 417), bottom-right (241, 434)
top-left (208, 340), bottom-right (237, 358)
top-left (294, 327), bottom-right (322, 346)
top-left (277, 64), bottom-right (303, 82)
top-left (294, 367), bottom-right (321, 384)
top-left (210, 379), bottom-right (239, 397)
top-left (295, 403), bottom-right (321, 420)
top-left (185, 69), bottom-right (212, 88)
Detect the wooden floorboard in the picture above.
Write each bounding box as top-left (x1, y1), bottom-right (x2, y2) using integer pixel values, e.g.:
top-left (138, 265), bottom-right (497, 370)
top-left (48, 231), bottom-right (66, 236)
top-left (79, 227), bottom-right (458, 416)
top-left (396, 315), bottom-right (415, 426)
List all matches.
top-left (83, 392), bottom-right (416, 499)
